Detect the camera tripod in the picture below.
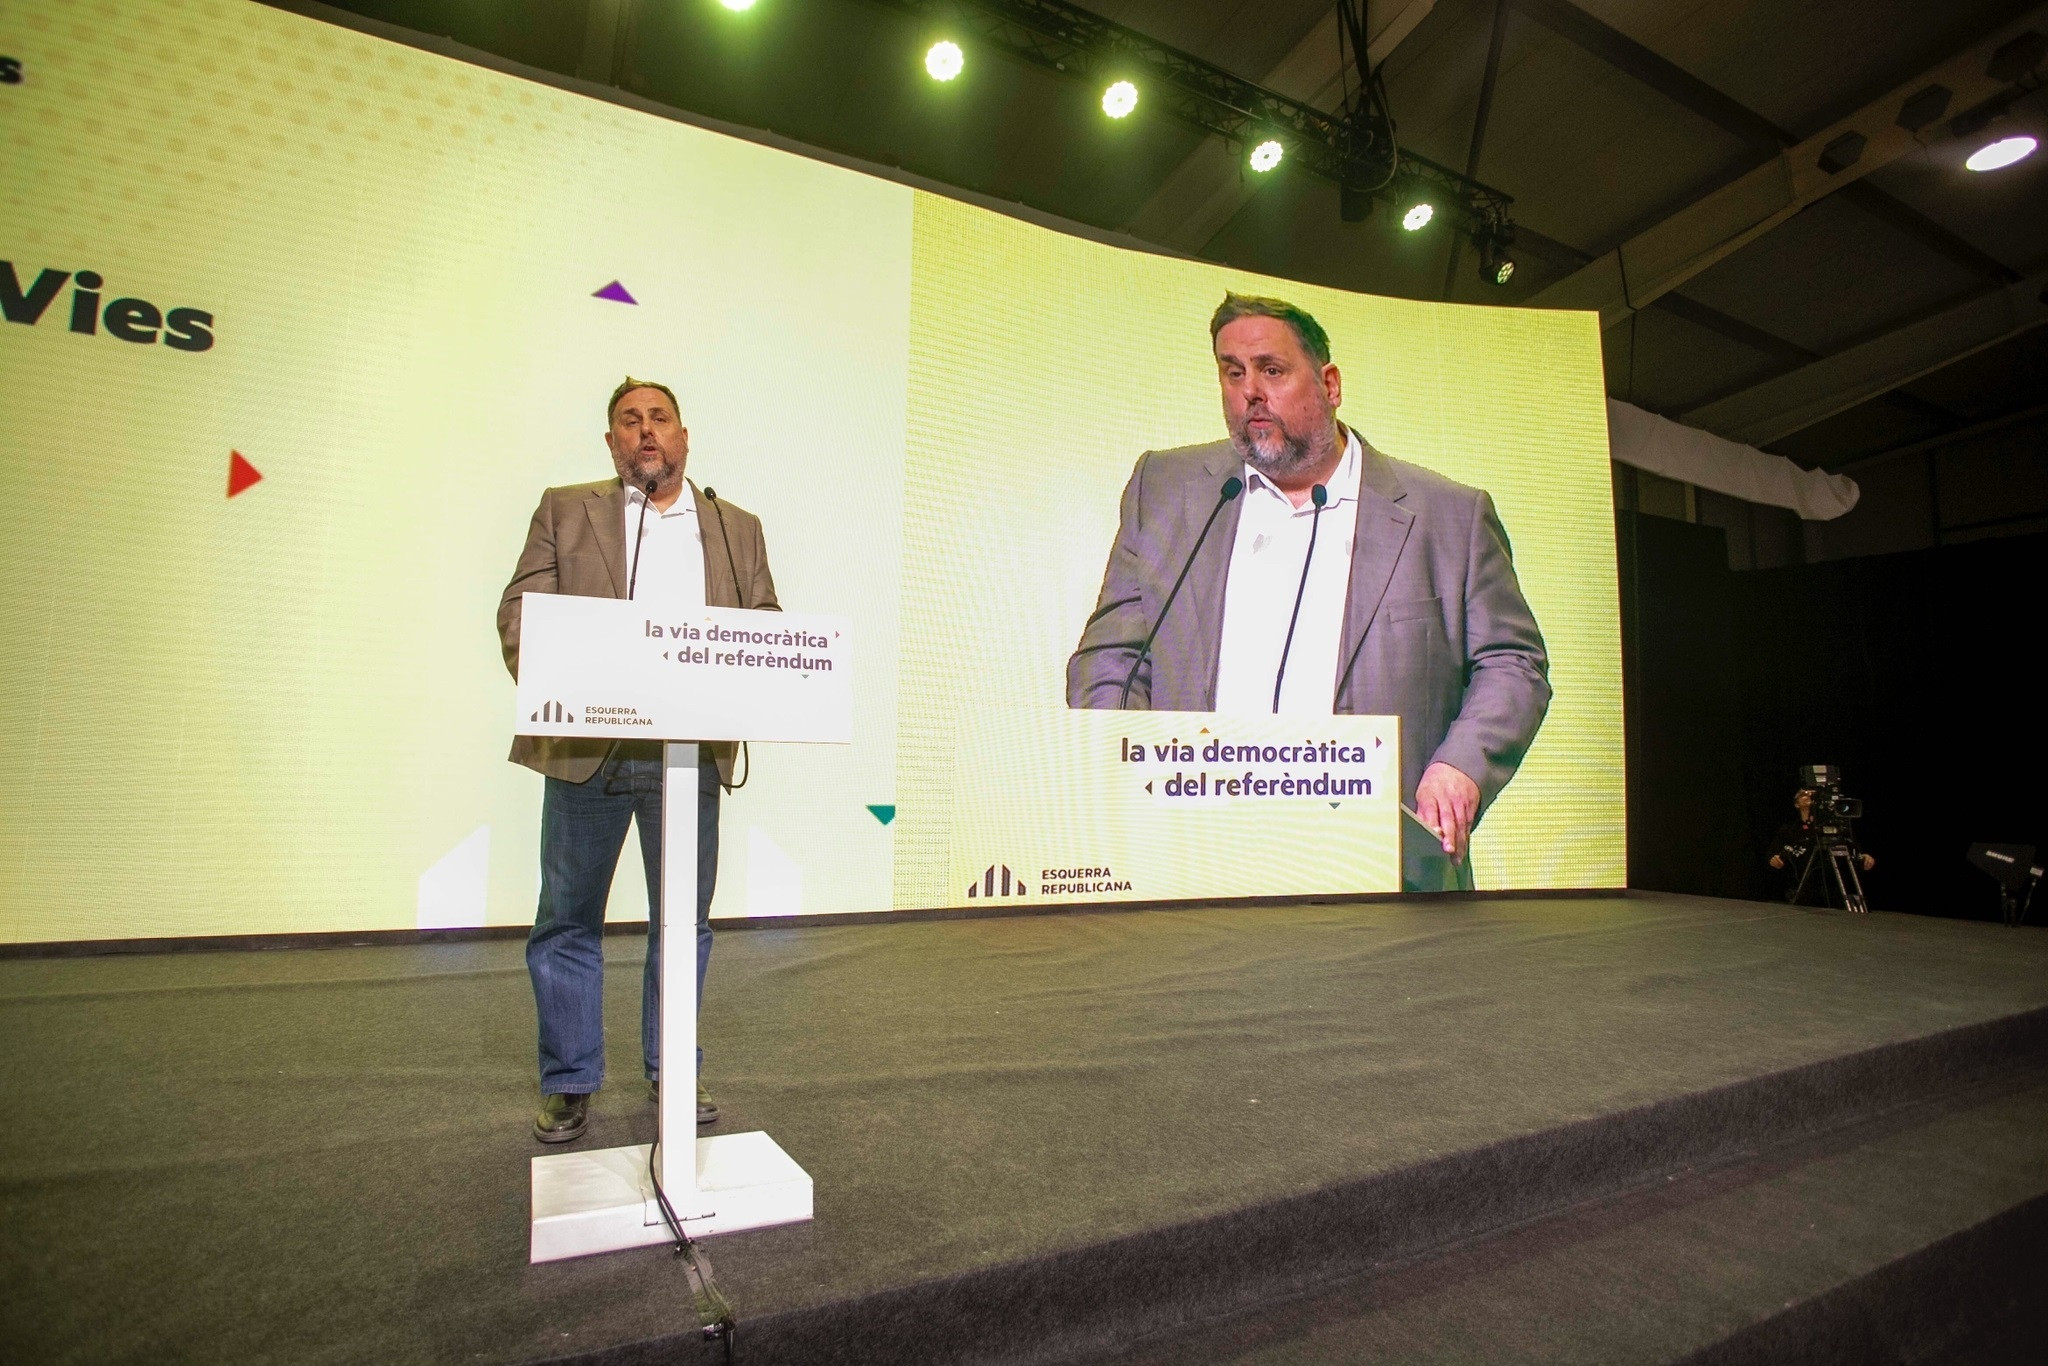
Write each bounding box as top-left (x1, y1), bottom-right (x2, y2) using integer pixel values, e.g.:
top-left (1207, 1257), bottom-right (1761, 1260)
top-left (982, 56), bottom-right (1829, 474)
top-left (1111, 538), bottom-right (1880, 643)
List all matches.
top-left (1790, 821), bottom-right (1869, 914)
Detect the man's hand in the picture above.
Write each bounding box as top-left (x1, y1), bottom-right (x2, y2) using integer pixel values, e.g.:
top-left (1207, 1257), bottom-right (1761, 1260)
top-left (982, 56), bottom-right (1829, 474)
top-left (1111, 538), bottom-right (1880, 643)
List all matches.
top-left (1416, 762), bottom-right (1480, 863)
top-left (1769, 854), bottom-right (1785, 869)
top-left (1860, 853), bottom-right (1875, 871)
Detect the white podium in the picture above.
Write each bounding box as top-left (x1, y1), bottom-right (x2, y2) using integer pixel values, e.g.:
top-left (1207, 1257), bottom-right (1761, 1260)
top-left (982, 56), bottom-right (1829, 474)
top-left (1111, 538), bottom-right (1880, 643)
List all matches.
top-left (514, 594), bottom-right (853, 1262)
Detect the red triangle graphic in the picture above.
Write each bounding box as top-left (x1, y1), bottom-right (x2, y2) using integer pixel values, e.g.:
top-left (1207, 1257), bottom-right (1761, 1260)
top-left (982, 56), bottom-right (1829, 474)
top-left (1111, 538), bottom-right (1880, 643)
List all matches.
top-left (227, 450), bottom-right (263, 498)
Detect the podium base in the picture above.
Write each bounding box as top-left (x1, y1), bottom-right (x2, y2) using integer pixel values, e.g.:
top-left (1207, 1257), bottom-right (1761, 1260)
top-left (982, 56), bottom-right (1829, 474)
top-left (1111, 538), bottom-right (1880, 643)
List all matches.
top-left (529, 1131), bottom-right (813, 1263)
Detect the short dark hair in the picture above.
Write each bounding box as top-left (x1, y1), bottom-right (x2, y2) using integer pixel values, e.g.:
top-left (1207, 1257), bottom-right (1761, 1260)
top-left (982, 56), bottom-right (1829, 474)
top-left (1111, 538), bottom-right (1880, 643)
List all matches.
top-left (1209, 292), bottom-right (1332, 367)
top-left (607, 376), bottom-right (681, 425)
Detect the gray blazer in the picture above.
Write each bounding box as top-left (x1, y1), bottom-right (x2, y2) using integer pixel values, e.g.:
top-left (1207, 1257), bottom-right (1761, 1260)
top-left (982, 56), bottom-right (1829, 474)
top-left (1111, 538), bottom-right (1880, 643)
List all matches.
top-left (1066, 435), bottom-right (1550, 892)
top-left (497, 477), bottom-right (780, 787)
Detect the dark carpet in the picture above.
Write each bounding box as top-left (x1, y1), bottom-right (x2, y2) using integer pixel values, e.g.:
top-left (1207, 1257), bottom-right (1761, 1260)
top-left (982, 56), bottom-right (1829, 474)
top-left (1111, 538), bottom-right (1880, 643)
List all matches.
top-left (4, 894), bottom-right (2045, 1365)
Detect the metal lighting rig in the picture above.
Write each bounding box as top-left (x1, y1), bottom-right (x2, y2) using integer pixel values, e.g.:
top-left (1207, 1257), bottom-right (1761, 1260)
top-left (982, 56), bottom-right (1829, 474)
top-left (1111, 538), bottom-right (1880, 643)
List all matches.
top-left (866, 0), bottom-right (1519, 242)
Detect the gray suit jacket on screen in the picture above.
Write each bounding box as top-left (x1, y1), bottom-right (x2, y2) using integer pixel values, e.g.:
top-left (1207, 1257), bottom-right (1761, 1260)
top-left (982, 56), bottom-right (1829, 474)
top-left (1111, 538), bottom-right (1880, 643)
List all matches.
top-left (497, 477), bottom-right (780, 787)
top-left (1066, 435), bottom-right (1550, 892)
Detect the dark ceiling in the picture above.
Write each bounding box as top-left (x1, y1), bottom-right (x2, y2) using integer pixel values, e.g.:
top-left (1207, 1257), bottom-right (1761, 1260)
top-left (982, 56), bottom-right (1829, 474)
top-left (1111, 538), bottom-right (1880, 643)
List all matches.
top-left (292, 0), bottom-right (2048, 477)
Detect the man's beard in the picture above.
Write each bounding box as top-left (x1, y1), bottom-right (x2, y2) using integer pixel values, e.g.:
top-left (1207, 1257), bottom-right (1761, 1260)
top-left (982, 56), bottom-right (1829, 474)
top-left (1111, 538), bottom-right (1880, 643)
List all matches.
top-left (615, 446), bottom-right (682, 491)
top-left (1230, 410), bottom-right (1338, 481)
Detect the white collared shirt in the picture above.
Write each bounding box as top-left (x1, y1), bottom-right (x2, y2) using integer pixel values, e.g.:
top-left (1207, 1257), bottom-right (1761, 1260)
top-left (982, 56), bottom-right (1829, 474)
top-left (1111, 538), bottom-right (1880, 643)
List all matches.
top-left (623, 484), bottom-right (706, 608)
top-left (1213, 428), bottom-right (1363, 716)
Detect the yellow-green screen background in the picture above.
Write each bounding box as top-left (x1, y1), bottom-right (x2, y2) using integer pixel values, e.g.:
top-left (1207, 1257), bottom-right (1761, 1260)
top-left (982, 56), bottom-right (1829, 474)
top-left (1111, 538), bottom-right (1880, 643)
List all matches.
top-left (0, 0), bottom-right (1621, 943)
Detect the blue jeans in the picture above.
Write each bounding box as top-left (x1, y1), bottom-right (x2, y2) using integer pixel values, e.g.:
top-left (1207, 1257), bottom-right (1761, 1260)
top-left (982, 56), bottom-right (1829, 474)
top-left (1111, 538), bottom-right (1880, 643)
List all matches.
top-left (527, 749), bottom-right (720, 1094)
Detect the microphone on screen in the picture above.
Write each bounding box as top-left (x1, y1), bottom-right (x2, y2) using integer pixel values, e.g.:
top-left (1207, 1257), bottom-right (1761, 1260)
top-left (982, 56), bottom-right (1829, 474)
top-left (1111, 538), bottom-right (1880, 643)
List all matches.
top-left (1271, 482), bottom-right (1328, 713)
top-left (627, 477), bottom-right (657, 601)
top-left (1118, 475), bottom-right (1245, 710)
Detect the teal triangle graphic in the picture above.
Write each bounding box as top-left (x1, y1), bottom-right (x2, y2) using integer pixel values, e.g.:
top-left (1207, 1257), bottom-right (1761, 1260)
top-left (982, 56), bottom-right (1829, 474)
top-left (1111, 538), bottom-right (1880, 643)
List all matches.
top-left (867, 804), bottom-right (896, 826)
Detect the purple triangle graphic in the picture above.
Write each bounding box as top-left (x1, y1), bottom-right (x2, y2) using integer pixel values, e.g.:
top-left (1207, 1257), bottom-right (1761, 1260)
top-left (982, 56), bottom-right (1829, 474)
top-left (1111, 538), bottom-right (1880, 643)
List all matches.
top-left (592, 280), bottom-right (637, 304)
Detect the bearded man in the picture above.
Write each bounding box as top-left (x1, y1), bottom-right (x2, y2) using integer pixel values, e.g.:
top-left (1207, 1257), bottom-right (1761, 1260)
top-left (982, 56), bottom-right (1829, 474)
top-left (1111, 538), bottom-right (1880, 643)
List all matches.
top-left (1066, 293), bottom-right (1550, 892)
top-left (498, 377), bottom-right (778, 1143)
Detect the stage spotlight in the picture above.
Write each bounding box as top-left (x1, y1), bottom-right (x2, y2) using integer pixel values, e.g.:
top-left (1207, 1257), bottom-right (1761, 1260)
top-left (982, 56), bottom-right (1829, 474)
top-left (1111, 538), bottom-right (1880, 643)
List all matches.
top-left (1401, 201), bottom-right (1434, 231)
top-left (1249, 139), bottom-right (1284, 172)
top-left (1474, 223), bottom-right (1517, 286)
top-left (1966, 135), bottom-right (2037, 171)
top-left (925, 40), bottom-right (964, 82)
top-left (718, 0), bottom-right (756, 9)
top-left (1102, 80), bottom-right (1138, 119)
top-left (1480, 247), bottom-right (1515, 285)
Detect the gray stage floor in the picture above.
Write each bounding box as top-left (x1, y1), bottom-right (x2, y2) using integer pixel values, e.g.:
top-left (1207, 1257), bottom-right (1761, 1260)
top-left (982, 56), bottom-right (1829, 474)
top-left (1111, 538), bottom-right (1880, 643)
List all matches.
top-left (4, 894), bottom-right (2046, 1364)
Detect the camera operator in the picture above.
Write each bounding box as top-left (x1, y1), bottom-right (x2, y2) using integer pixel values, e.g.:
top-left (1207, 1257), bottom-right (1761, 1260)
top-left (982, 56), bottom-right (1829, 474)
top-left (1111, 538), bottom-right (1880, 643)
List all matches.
top-left (1768, 785), bottom-right (1874, 906)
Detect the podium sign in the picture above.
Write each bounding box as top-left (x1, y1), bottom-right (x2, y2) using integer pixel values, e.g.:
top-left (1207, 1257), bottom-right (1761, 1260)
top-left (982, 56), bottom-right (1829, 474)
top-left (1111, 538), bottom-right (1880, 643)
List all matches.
top-left (514, 594), bottom-right (851, 1263)
top-left (516, 594), bottom-right (852, 743)
top-left (950, 709), bottom-right (1402, 904)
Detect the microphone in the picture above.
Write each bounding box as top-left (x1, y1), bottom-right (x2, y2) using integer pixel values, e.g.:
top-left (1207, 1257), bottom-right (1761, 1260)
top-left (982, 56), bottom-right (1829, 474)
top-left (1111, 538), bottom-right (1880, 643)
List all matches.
top-left (701, 487), bottom-right (745, 608)
top-left (626, 477), bottom-right (657, 600)
top-left (1118, 475), bottom-right (1244, 709)
top-left (702, 486), bottom-right (752, 792)
top-left (1271, 482), bottom-right (1328, 713)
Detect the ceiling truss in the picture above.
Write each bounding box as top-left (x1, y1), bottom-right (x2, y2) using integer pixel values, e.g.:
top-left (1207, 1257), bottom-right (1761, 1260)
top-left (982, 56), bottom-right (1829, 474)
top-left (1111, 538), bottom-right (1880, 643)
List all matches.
top-left (861, 0), bottom-right (1516, 234)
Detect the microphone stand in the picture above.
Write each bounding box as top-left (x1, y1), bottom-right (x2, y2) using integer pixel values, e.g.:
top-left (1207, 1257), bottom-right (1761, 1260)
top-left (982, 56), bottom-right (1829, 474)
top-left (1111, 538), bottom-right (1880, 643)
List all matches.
top-left (701, 487), bottom-right (751, 789)
top-left (1271, 483), bottom-right (1328, 712)
top-left (1119, 475), bottom-right (1244, 709)
top-left (626, 477), bottom-right (657, 600)
top-left (610, 477), bottom-right (661, 782)
top-left (701, 486), bottom-right (746, 606)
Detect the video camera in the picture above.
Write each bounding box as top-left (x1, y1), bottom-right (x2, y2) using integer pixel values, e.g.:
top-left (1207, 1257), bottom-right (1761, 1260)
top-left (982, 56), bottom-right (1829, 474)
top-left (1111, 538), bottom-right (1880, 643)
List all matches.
top-left (1799, 764), bottom-right (1862, 822)
top-left (1794, 764), bottom-right (1868, 913)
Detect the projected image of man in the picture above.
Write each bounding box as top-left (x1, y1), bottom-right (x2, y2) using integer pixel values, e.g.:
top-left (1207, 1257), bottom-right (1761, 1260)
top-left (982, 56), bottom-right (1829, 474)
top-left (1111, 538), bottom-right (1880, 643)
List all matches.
top-left (1067, 294), bottom-right (1550, 892)
top-left (498, 377), bottom-right (780, 1144)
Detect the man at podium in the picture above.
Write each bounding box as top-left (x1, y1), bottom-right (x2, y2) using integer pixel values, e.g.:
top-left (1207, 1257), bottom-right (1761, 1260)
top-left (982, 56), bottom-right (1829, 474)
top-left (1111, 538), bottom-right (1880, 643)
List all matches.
top-left (498, 377), bottom-right (780, 1145)
top-left (1067, 294), bottom-right (1550, 893)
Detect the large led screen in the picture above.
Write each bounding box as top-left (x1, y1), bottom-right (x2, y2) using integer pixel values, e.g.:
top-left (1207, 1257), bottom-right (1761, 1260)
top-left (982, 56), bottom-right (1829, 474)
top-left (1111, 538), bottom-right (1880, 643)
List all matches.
top-left (0, 0), bottom-right (1622, 943)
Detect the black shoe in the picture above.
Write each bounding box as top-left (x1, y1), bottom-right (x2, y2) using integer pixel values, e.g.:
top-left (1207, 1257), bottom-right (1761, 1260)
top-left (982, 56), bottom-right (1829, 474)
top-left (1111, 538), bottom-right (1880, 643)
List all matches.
top-left (649, 1079), bottom-right (720, 1126)
top-left (534, 1092), bottom-right (590, 1144)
